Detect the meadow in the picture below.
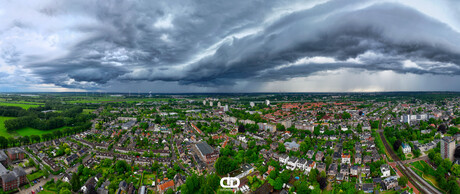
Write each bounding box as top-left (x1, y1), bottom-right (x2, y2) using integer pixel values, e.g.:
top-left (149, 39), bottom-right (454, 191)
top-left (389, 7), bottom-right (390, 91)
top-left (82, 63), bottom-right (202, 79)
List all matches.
top-left (0, 116), bottom-right (16, 137)
top-left (0, 116), bottom-right (69, 138)
top-left (0, 102), bottom-right (42, 109)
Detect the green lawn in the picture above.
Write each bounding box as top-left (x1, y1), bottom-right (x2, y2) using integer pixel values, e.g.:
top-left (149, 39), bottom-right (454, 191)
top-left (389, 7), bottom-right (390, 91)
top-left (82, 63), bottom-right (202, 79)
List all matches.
top-left (143, 173), bottom-right (156, 185)
top-left (0, 116), bottom-right (69, 138)
top-left (0, 102), bottom-right (41, 109)
top-left (16, 126), bottom-right (69, 136)
top-left (83, 109), bottom-right (95, 114)
top-left (27, 170), bottom-right (44, 181)
top-left (0, 116), bottom-right (17, 138)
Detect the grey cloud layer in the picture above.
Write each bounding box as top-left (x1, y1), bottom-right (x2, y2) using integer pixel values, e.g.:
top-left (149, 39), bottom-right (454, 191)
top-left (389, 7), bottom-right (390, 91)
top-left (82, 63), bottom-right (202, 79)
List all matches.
top-left (16, 0), bottom-right (460, 89)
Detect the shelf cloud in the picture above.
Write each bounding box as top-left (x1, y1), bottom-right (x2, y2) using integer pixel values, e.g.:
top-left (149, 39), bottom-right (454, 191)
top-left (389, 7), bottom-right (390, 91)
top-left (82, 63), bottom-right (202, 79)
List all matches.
top-left (0, 0), bottom-right (459, 92)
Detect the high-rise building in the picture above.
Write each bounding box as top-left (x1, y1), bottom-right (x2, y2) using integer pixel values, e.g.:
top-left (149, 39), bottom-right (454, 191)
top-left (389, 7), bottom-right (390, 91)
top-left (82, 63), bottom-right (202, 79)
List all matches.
top-left (266, 100), bottom-right (270, 106)
top-left (203, 100), bottom-right (206, 105)
top-left (250, 102), bottom-right (255, 107)
top-left (441, 136), bottom-right (455, 161)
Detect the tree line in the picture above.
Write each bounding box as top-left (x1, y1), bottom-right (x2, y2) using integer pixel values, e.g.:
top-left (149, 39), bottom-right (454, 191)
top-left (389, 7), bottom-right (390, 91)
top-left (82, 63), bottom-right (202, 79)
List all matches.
top-left (0, 122), bottom-right (91, 149)
top-left (4, 107), bottom-right (93, 131)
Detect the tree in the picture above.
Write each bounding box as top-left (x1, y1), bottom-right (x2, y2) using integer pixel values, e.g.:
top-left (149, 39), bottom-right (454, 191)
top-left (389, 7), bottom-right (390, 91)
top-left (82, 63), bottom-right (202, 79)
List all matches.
top-left (59, 188), bottom-right (72, 194)
top-left (325, 156), bottom-right (332, 169)
top-left (438, 124), bottom-right (447, 134)
top-left (342, 112), bottom-right (351, 120)
top-left (393, 139), bottom-right (402, 151)
top-left (277, 143), bottom-right (286, 153)
top-left (273, 177), bottom-right (283, 190)
top-left (296, 181), bottom-right (309, 194)
top-left (300, 142), bottom-right (309, 154)
top-left (115, 160), bottom-right (130, 174)
top-left (398, 176), bottom-right (408, 187)
top-left (452, 164), bottom-right (460, 177)
top-left (0, 136), bottom-right (7, 149)
top-left (215, 156), bottom-right (237, 175)
top-left (70, 173), bottom-right (81, 192)
top-left (238, 124), bottom-right (245, 133)
top-left (317, 176), bottom-right (327, 190)
top-left (65, 148), bottom-right (72, 155)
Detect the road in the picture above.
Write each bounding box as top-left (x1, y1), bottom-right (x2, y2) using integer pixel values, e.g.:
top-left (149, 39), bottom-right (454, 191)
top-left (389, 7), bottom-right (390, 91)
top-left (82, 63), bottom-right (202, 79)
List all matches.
top-left (377, 105), bottom-right (442, 194)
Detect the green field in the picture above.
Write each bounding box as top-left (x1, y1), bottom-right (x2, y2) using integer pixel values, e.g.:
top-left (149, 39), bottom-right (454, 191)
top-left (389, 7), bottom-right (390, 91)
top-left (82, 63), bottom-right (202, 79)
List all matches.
top-left (83, 109), bottom-right (96, 114)
top-left (27, 170), bottom-right (44, 181)
top-left (66, 97), bottom-right (183, 104)
top-left (16, 126), bottom-right (68, 136)
top-left (0, 116), bottom-right (69, 138)
top-left (0, 116), bottom-right (16, 137)
top-left (0, 102), bottom-right (42, 109)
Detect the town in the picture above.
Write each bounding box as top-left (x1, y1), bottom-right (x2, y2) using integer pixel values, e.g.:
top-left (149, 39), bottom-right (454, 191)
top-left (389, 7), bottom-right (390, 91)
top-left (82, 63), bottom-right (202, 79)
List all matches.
top-left (0, 93), bottom-right (459, 194)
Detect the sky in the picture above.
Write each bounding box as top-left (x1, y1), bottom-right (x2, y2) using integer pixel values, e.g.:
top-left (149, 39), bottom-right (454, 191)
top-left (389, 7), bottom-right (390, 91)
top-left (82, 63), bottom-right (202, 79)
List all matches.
top-left (1, 0), bottom-right (460, 93)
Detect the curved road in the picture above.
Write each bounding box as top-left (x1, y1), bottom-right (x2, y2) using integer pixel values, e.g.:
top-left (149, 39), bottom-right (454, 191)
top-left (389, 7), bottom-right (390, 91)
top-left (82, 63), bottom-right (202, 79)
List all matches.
top-left (378, 106), bottom-right (442, 194)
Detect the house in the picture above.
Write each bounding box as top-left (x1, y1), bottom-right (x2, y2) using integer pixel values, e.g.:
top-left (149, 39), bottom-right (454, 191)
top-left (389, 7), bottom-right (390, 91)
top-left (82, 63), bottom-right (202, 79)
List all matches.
top-left (81, 177), bottom-right (98, 194)
top-left (380, 164), bottom-right (391, 178)
top-left (354, 153), bottom-right (362, 164)
top-left (381, 176), bottom-right (399, 190)
top-left (315, 151), bottom-right (324, 161)
top-left (305, 161), bottom-right (316, 174)
top-left (336, 173), bottom-right (345, 181)
top-left (306, 150), bottom-right (315, 159)
top-left (333, 152), bottom-right (341, 161)
top-left (0, 151), bottom-right (7, 166)
top-left (0, 165), bottom-right (27, 191)
top-left (402, 143), bottom-right (411, 154)
top-left (270, 143), bottom-right (279, 150)
top-left (157, 179), bottom-right (174, 193)
top-left (350, 165), bottom-right (359, 177)
top-left (362, 166), bottom-right (371, 176)
top-left (341, 153), bottom-right (351, 164)
top-left (363, 155), bottom-right (372, 163)
top-left (328, 163), bottom-right (338, 176)
top-left (195, 142), bottom-right (219, 164)
top-left (286, 157), bottom-right (298, 170)
top-left (284, 141), bottom-right (300, 151)
top-left (296, 158), bottom-right (307, 170)
top-left (340, 164), bottom-right (349, 176)
top-left (230, 164), bottom-right (255, 179)
top-left (6, 148), bottom-right (24, 161)
top-left (316, 163), bottom-right (326, 173)
top-left (65, 154), bottom-right (79, 165)
top-left (279, 154), bottom-right (289, 165)
top-left (362, 183), bottom-right (374, 193)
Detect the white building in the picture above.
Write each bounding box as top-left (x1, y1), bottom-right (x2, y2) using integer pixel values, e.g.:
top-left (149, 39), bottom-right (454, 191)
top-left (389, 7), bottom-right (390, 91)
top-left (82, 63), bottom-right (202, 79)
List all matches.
top-left (250, 102), bottom-right (255, 107)
top-left (266, 100), bottom-right (270, 106)
top-left (402, 143), bottom-right (411, 154)
top-left (279, 154), bottom-right (289, 165)
top-left (203, 100), bottom-right (206, 105)
top-left (381, 164), bottom-right (391, 178)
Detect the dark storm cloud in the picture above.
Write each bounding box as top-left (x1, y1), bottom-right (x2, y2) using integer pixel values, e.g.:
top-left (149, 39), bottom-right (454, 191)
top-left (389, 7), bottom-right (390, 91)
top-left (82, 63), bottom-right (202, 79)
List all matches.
top-left (20, 0), bottom-right (460, 89)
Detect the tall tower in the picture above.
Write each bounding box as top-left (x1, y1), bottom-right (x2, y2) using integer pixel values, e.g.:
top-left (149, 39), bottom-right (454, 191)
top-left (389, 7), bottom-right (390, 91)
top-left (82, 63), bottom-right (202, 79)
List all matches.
top-left (441, 136), bottom-right (455, 161)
